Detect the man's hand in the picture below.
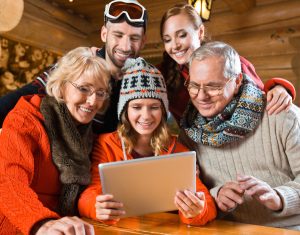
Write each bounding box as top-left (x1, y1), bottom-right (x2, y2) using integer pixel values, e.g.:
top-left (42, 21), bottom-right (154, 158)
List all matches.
top-left (216, 181), bottom-right (244, 212)
top-left (237, 174), bottom-right (283, 211)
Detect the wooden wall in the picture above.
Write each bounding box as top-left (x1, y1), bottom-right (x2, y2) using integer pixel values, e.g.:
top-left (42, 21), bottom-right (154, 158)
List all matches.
top-left (0, 0), bottom-right (95, 55)
top-left (142, 0), bottom-right (300, 105)
top-left (211, 0), bottom-right (300, 105)
top-left (0, 0), bottom-right (299, 104)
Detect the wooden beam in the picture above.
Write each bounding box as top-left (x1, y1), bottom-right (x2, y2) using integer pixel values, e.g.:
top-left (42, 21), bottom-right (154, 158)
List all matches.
top-left (142, 25), bottom-right (300, 59)
top-left (248, 54), bottom-right (298, 70)
top-left (205, 0), bottom-right (300, 35)
top-left (22, 7), bottom-right (86, 38)
top-left (256, 69), bottom-right (297, 83)
top-left (145, 1), bottom-right (300, 43)
top-left (1, 14), bottom-right (91, 54)
top-left (223, 0), bottom-right (256, 14)
top-left (0, 0), bottom-right (102, 53)
top-left (25, 0), bottom-right (95, 35)
top-left (213, 26), bottom-right (300, 57)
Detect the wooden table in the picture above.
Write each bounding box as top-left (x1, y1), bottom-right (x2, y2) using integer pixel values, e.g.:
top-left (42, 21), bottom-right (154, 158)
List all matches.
top-left (84, 212), bottom-right (300, 235)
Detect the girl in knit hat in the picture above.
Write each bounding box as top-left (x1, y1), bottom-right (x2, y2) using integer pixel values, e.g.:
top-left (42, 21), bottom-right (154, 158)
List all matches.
top-left (78, 57), bottom-right (217, 226)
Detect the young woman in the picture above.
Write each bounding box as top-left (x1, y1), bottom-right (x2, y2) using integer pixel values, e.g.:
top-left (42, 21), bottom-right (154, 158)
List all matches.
top-left (0, 47), bottom-right (111, 235)
top-left (159, 3), bottom-right (296, 122)
top-left (78, 57), bottom-right (217, 226)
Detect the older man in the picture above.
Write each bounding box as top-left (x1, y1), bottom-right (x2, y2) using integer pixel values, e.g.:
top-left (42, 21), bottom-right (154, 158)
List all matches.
top-left (180, 41), bottom-right (300, 230)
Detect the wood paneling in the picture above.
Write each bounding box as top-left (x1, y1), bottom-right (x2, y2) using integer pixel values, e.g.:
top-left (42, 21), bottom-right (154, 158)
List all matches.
top-left (1, 0), bottom-right (299, 104)
top-left (207, 0), bottom-right (300, 104)
top-left (223, 0), bottom-right (256, 13)
top-left (1, 0), bottom-right (96, 54)
top-left (205, 0), bottom-right (300, 35)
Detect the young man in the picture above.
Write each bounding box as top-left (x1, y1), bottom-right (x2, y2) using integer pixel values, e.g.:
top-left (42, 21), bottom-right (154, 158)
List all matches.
top-left (0, 0), bottom-right (147, 133)
top-left (180, 41), bottom-right (300, 230)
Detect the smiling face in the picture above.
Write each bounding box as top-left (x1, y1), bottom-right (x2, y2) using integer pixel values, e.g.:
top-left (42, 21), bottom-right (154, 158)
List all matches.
top-left (63, 73), bottom-right (107, 125)
top-left (127, 98), bottom-right (163, 139)
top-left (162, 13), bottom-right (203, 65)
top-left (189, 57), bottom-right (242, 118)
top-left (101, 21), bottom-right (146, 71)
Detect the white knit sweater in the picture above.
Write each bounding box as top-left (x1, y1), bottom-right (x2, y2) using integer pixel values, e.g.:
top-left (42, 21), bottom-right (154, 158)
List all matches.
top-left (180, 104), bottom-right (300, 230)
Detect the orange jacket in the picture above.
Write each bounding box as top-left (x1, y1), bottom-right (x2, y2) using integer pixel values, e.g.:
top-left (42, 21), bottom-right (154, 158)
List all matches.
top-left (0, 95), bottom-right (60, 235)
top-left (78, 131), bottom-right (217, 226)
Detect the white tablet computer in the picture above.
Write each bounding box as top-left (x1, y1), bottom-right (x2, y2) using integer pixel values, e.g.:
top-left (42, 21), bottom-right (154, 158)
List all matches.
top-left (98, 151), bottom-right (196, 217)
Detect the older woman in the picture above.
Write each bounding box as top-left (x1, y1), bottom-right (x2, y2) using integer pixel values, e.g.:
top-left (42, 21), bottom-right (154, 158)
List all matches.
top-left (0, 47), bottom-right (110, 235)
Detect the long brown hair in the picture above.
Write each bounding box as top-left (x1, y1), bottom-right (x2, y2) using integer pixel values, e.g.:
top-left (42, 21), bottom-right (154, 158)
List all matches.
top-left (117, 102), bottom-right (171, 156)
top-left (159, 3), bottom-right (204, 96)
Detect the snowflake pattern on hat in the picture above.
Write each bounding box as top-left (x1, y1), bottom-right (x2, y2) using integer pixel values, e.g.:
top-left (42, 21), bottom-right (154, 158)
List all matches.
top-left (117, 57), bottom-right (169, 119)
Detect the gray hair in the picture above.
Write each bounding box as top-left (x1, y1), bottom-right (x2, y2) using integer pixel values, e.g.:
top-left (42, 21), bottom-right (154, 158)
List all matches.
top-left (189, 41), bottom-right (241, 79)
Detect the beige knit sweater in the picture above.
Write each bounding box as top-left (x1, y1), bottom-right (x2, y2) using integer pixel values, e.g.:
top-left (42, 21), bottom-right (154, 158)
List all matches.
top-left (180, 104), bottom-right (300, 230)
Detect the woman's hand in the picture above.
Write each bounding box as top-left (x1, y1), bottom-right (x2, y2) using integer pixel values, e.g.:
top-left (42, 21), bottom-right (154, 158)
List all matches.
top-left (36, 216), bottom-right (94, 235)
top-left (95, 194), bottom-right (125, 221)
top-left (174, 190), bottom-right (205, 218)
top-left (266, 85), bottom-right (292, 115)
top-left (90, 47), bottom-right (100, 56)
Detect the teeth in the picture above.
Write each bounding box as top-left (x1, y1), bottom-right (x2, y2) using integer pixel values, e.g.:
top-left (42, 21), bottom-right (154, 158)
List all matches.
top-left (175, 51), bottom-right (185, 57)
top-left (80, 107), bottom-right (92, 113)
top-left (115, 50), bottom-right (131, 58)
top-left (138, 122), bottom-right (152, 126)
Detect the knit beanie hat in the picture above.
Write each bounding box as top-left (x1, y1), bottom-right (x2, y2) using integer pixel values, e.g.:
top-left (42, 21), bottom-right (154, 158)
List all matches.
top-left (117, 57), bottom-right (169, 120)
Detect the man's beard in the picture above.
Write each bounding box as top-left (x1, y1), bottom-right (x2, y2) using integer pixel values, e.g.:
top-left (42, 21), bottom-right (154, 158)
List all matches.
top-left (107, 47), bottom-right (135, 68)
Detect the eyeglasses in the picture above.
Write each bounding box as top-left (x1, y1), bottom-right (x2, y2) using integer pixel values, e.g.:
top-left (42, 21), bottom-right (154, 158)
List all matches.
top-left (68, 81), bottom-right (109, 101)
top-left (104, 0), bottom-right (146, 23)
top-left (184, 77), bottom-right (235, 97)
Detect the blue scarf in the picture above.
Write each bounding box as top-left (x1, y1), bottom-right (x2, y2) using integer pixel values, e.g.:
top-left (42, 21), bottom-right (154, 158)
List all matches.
top-left (181, 74), bottom-right (265, 147)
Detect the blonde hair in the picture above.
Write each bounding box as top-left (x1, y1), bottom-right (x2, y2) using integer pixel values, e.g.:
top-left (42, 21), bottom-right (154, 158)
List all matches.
top-left (117, 102), bottom-right (171, 156)
top-left (46, 47), bottom-right (111, 113)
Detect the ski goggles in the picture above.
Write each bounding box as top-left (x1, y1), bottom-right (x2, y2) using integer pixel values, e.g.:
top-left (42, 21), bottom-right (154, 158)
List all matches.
top-left (104, 0), bottom-right (147, 23)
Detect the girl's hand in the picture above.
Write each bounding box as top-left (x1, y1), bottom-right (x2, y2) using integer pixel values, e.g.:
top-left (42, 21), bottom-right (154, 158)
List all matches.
top-left (95, 194), bottom-right (125, 221)
top-left (266, 85), bottom-right (292, 115)
top-left (174, 190), bottom-right (205, 218)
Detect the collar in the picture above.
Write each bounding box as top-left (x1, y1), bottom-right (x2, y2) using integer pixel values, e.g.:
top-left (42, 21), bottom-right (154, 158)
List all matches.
top-left (178, 64), bottom-right (189, 81)
top-left (96, 46), bottom-right (106, 59)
